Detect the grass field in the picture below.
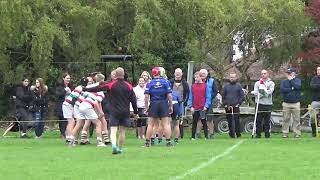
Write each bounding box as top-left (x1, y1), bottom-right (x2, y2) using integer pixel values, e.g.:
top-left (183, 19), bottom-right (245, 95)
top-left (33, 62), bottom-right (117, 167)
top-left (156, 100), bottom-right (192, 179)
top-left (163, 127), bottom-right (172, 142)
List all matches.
top-left (0, 129), bottom-right (319, 180)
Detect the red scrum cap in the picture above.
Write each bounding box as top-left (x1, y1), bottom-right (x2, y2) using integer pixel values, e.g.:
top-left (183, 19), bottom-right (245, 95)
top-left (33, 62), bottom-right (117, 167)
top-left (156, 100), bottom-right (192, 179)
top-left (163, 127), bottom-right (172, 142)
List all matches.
top-left (152, 67), bottom-right (161, 77)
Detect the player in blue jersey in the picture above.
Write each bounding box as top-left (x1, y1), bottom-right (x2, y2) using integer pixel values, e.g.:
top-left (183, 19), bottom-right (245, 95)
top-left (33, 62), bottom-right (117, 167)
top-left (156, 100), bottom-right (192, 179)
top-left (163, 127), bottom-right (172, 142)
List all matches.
top-left (152, 67), bottom-right (170, 144)
top-left (144, 67), bottom-right (173, 147)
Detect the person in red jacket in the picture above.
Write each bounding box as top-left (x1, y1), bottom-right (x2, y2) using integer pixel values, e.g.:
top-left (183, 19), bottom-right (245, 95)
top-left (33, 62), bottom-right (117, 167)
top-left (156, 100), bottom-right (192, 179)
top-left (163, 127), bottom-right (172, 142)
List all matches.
top-left (188, 72), bottom-right (211, 139)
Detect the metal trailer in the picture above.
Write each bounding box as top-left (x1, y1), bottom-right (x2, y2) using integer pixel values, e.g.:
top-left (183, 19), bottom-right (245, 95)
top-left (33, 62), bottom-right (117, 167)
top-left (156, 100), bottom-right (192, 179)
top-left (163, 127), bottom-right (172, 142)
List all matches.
top-left (206, 106), bottom-right (311, 134)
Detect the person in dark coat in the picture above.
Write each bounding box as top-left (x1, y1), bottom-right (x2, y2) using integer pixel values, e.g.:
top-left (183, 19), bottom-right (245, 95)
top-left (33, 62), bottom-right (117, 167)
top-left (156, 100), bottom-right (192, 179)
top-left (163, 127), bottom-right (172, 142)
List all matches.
top-left (30, 78), bottom-right (49, 138)
top-left (310, 66), bottom-right (320, 137)
top-left (15, 78), bottom-right (33, 138)
top-left (169, 68), bottom-right (189, 140)
top-left (222, 72), bottom-right (245, 138)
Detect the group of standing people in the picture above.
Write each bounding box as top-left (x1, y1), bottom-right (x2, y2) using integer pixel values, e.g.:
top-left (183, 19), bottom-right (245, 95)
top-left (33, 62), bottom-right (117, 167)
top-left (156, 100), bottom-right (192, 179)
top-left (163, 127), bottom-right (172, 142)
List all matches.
top-left (14, 65), bottom-right (320, 154)
top-left (132, 67), bottom-right (220, 147)
top-left (15, 78), bottom-right (49, 138)
top-left (252, 66), bottom-right (320, 138)
top-left (132, 67), bottom-right (189, 147)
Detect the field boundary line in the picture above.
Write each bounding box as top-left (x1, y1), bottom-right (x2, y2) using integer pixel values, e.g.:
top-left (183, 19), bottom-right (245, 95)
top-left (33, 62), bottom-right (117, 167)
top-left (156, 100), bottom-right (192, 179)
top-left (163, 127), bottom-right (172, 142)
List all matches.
top-left (170, 139), bottom-right (245, 180)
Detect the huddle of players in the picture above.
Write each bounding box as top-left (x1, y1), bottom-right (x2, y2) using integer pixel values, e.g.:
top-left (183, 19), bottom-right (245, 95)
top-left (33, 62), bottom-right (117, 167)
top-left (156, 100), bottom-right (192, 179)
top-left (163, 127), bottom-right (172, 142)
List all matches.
top-left (62, 72), bottom-right (111, 147)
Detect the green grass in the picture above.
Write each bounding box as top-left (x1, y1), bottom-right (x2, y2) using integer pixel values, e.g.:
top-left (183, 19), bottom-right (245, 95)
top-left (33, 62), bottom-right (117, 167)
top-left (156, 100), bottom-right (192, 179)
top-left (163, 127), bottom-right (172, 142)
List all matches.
top-left (0, 129), bottom-right (319, 180)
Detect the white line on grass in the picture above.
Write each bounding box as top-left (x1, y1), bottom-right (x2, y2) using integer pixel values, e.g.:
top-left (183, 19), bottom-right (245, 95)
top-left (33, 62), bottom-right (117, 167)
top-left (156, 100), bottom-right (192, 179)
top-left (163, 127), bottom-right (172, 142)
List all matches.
top-left (170, 140), bottom-right (245, 180)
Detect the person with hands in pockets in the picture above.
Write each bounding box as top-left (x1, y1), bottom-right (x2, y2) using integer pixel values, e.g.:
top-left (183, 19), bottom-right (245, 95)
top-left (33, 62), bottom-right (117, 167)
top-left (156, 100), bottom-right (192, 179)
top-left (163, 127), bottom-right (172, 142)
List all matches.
top-left (188, 71), bottom-right (211, 140)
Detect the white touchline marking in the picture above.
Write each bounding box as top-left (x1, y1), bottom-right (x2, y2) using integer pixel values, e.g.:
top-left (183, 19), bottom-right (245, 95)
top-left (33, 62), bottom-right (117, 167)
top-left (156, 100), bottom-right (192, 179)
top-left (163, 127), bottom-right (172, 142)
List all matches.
top-left (170, 140), bottom-right (245, 180)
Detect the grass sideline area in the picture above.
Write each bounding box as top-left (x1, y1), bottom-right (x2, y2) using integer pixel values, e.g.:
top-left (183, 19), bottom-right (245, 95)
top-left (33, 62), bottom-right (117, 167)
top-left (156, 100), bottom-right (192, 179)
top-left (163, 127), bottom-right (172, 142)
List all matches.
top-left (0, 129), bottom-right (319, 180)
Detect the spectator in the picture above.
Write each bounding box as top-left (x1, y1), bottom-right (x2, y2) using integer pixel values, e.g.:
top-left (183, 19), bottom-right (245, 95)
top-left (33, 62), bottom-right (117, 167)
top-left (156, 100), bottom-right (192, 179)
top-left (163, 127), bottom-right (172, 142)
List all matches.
top-left (188, 72), bottom-right (210, 139)
top-left (280, 67), bottom-right (301, 138)
top-left (30, 78), bottom-right (49, 138)
top-left (133, 77), bottom-right (147, 139)
top-left (141, 71), bottom-right (151, 83)
top-left (252, 70), bottom-right (275, 138)
top-left (171, 91), bottom-right (182, 143)
top-left (196, 69), bottom-right (216, 139)
top-left (55, 73), bottom-right (73, 139)
top-left (169, 68), bottom-right (189, 139)
top-left (222, 72), bottom-right (244, 138)
top-left (310, 66), bottom-right (320, 137)
top-left (15, 78), bottom-right (33, 138)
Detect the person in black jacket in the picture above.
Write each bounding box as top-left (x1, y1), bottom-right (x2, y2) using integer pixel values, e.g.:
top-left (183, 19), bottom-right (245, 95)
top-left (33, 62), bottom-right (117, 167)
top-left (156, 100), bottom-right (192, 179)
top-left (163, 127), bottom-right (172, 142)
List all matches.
top-left (30, 78), bottom-right (49, 138)
top-left (55, 73), bottom-right (73, 139)
top-left (222, 72), bottom-right (245, 138)
top-left (169, 68), bottom-right (189, 140)
top-left (310, 66), bottom-right (320, 137)
top-left (15, 78), bottom-right (33, 138)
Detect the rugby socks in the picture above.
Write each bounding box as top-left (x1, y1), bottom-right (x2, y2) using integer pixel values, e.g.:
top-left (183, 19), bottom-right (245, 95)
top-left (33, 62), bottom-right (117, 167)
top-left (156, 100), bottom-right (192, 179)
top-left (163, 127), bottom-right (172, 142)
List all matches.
top-left (96, 137), bottom-right (102, 142)
top-left (158, 138), bottom-right (163, 144)
top-left (151, 138), bottom-right (155, 145)
top-left (80, 131), bottom-right (87, 142)
top-left (174, 138), bottom-right (179, 144)
top-left (166, 139), bottom-right (172, 146)
top-left (97, 137), bottom-right (106, 147)
top-left (68, 136), bottom-right (76, 146)
top-left (102, 131), bottom-right (110, 144)
top-left (80, 131), bottom-right (90, 145)
top-left (145, 139), bottom-right (150, 147)
top-left (65, 135), bottom-right (73, 143)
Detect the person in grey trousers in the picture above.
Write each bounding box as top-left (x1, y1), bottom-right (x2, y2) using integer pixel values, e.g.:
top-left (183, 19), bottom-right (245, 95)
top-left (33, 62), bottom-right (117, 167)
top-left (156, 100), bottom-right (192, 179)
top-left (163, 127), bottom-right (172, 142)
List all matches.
top-left (310, 66), bottom-right (320, 137)
top-left (252, 70), bottom-right (275, 138)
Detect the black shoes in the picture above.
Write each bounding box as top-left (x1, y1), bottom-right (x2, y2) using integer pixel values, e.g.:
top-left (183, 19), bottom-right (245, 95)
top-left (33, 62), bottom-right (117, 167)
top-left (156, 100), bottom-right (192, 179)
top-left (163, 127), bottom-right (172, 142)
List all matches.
top-left (20, 134), bottom-right (29, 138)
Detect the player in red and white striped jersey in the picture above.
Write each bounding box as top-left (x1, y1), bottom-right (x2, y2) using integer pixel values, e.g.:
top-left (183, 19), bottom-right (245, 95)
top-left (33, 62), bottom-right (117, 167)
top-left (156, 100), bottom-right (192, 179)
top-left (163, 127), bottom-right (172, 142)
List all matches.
top-left (62, 77), bottom-right (88, 142)
top-left (69, 89), bottom-right (105, 147)
top-left (79, 74), bottom-right (110, 145)
top-left (73, 77), bottom-right (94, 144)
